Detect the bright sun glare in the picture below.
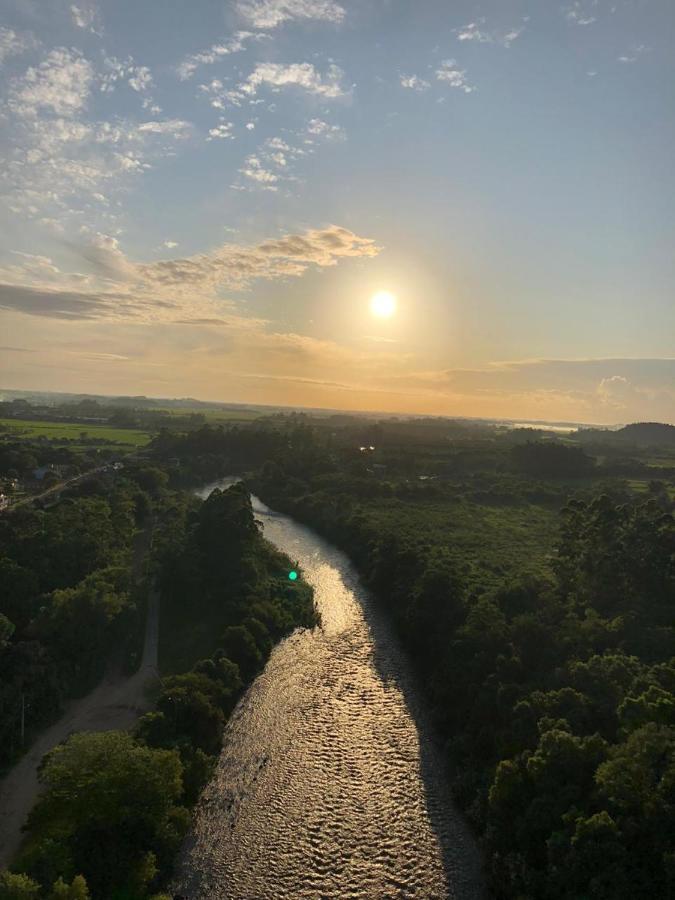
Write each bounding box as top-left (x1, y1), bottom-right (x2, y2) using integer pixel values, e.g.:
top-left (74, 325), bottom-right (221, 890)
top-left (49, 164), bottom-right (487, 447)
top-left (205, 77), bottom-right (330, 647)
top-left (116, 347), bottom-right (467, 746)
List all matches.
top-left (370, 290), bottom-right (397, 318)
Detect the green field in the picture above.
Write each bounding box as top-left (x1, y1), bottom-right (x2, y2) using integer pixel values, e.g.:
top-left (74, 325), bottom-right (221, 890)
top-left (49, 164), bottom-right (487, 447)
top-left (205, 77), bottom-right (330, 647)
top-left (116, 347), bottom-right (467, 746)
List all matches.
top-left (0, 417), bottom-right (152, 447)
top-left (154, 406), bottom-right (264, 423)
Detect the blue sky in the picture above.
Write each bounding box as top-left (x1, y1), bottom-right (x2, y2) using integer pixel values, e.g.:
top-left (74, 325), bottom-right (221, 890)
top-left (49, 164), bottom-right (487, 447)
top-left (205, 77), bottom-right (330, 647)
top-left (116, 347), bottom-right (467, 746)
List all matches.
top-left (0, 0), bottom-right (673, 423)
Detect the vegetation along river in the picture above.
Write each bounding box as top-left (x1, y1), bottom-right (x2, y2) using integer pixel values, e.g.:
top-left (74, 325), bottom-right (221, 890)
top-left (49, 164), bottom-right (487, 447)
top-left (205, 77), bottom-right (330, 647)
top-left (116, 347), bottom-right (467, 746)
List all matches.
top-left (173, 478), bottom-right (486, 899)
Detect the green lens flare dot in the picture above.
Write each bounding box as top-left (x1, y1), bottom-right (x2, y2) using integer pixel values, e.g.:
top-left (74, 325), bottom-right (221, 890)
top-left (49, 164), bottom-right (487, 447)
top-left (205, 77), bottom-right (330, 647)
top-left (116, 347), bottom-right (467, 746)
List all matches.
top-left (288, 570), bottom-right (298, 581)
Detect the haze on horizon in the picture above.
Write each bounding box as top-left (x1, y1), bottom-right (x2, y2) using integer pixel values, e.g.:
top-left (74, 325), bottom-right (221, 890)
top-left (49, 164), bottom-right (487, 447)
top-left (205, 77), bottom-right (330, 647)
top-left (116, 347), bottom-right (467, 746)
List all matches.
top-left (0, 0), bottom-right (673, 426)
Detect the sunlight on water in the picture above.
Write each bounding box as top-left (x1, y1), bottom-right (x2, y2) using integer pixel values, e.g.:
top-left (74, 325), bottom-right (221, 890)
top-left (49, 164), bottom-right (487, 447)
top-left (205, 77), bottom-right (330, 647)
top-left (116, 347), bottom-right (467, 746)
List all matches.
top-left (173, 480), bottom-right (485, 899)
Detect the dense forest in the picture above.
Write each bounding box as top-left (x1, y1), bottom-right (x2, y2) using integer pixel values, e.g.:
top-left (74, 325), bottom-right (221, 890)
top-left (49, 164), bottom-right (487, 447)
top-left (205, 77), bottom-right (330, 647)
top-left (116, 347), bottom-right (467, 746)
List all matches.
top-left (0, 472), bottom-right (151, 767)
top-left (2, 411), bottom-right (674, 898)
top-left (240, 421), bottom-right (675, 899)
top-left (1, 478), bottom-right (315, 897)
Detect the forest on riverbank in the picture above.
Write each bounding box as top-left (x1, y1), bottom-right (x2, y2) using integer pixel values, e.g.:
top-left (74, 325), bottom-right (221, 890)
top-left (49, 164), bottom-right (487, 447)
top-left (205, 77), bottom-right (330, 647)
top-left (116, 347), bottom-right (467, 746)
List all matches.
top-left (3, 411), bottom-right (674, 898)
top-left (0, 475), bottom-right (315, 898)
top-left (241, 419), bottom-right (674, 899)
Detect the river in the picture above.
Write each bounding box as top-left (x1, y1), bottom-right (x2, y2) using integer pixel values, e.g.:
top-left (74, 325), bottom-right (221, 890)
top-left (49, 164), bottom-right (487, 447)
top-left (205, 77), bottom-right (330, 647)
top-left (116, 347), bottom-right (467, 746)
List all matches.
top-left (172, 478), bottom-right (486, 899)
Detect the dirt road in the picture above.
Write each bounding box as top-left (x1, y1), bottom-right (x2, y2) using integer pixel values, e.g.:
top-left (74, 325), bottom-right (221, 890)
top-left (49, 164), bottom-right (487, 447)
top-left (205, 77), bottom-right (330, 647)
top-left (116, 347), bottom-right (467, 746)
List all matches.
top-left (0, 557), bottom-right (160, 868)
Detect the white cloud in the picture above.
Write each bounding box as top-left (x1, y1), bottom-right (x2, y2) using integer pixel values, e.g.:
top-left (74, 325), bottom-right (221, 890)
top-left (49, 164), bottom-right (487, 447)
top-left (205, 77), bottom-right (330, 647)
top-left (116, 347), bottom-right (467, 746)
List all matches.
top-left (70, 3), bottom-right (102, 35)
top-left (565, 2), bottom-right (597, 26)
top-left (618, 45), bottom-right (648, 64)
top-left (305, 117), bottom-right (344, 140)
top-left (597, 374), bottom-right (635, 407)
top-left (137, 119), bottom-right (192, 138)
top-left (0, 226), bottom-right (381, 321)
top-left (198, 78), bottom-right (244, 110)
top-left (207, 122), bottom-right (235, 140)
top-left (9, 48), bottom-right (94, 118)
top-left (246, 121), bottom-right (256, 130)
top-left (234, 129), bottom-right (333, 191)
top-left (0, 27), bottom-right (36, 66)
top-left (100, 57), bottom-right (157, 108)
top-left (435, 60), bottom-right (474, 93)
top-left (266, 137), bottom-right (292, 151)
top-left (455, 18), bottom-right (525, 47)
top-left (2, 52), bottom-right (194, 225)
top-left (128, 65), bottom-right (152, 93)
top-left (240, 62), bottom-right (346, 98)
top-left (236, 0), bottom-right (345, 30)
top-left (400, 74), bottom-right (430, 92)
top-left (162, 240), bottom-right (178, 249)
top-left (239, 155), bottom-right (279, 188)
top-left (177, 32), bottom-right (261, 80)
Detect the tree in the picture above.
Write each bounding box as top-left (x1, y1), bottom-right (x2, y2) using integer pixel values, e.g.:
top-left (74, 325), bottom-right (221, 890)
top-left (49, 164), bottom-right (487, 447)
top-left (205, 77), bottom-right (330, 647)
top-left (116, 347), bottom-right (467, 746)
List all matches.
top-left (20, 732), bottom-right (186, 897)
top-left (133, 468), bottom-right (168, 497)
top-left (49, 875), bottom-right (89, 899)
top-left (220, 626), bottom-right (262, 681)
top-left (0, 613), bottom-right (15, 647)
top-left (0, 873), bottom-right (40, 899)
top-left (0, 557), bottom-right (39, 631)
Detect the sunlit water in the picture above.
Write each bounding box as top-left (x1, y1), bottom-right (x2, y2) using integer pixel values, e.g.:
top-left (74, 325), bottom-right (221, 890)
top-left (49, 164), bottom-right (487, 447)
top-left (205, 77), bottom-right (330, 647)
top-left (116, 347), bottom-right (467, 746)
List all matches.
top-left (172, 479), bottom-right (486, 899)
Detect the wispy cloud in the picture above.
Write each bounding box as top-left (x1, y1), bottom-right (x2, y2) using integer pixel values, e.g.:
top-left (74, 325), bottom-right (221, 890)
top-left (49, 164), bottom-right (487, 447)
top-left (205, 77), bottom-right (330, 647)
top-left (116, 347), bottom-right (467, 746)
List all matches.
top-left (100, 56), bottom-right (159, 110)
top-left (8, 48), bottom-right (93, 118)
top-left (207, 122), bottom-right (235, 140)
top-left (239, 155), bottom-right (280, 189)
top-left (234, 125), bottom-right (341, 192)
top-left (400, 74), bottom-right (430, 92)
top-left (454, 18), bottom-right (526, 47)
top-left (197, 62), bottom-right (346, 112)
top-left (70, 3), bottom-right (103, 36)
top-left (176, 32), bottom-right (263, 81)
top-left (2, 49), bottom-right (193, 225)
top-left (435, 60), bottom-right (474, 93)
top-left (565, 2), bottom-right (598, 26)
top-left (236, 0), bottom-right (345, 30)
top-left (240, 62), bottom-right (346, 98)
top-left (137, 118), bottom-right (191, 137)
top-left (0, 26), bottom-right (36, 66)
top-left (0, 226), bottom-right (381, 321)
top-left (618, 44), bottom-right (648, 64)
top-left (306, 117), bottom-right (344, 140)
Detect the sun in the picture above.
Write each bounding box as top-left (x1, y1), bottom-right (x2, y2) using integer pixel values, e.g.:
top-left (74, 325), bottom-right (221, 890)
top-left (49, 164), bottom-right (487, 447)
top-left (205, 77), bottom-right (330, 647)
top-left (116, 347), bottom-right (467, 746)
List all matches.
top-left (370, 290), bottom-right (397, 318)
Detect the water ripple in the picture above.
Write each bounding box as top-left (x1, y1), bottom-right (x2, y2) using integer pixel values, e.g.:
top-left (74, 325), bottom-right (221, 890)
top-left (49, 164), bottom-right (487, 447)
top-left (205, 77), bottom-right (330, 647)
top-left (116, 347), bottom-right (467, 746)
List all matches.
top-left (173, 486), bottom-right (486, 899)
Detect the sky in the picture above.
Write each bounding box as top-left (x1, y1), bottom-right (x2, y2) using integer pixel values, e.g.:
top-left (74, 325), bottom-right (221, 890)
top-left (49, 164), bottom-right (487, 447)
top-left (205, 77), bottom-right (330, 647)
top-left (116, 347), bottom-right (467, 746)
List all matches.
top-left (0, 0), bottom-right (673, 425)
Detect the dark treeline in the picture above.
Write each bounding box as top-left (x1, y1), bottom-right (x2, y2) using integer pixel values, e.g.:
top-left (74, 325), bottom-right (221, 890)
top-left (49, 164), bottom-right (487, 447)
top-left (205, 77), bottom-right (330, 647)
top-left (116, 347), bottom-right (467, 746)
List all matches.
top-left (0, 471), bottom-right (158, 769)
top-left (0, 396), bottom-right (255, 435)
top-left (241, 422), bottom-right (675, 900)
top-left (150, 423), bottom-right (288, 484)
top-left (3, 483), bottom-right (316, 898)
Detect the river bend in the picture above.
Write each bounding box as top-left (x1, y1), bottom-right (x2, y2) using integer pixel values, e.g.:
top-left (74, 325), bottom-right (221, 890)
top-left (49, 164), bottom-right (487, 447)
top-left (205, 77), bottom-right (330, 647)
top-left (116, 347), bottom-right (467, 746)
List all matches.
top-left (173, 480), bottom-right (485, 899)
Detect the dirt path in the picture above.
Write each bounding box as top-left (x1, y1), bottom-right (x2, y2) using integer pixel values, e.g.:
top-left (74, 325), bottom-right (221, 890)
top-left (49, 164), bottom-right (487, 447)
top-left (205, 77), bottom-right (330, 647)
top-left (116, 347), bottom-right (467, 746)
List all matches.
top-left (0, 532), bottom-right (160, 869)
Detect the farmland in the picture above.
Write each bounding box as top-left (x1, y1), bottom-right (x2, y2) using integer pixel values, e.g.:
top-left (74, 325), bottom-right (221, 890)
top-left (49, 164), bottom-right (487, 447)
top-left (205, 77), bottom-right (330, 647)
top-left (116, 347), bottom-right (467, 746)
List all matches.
top-left (0, 418), bottom-right (152, 448)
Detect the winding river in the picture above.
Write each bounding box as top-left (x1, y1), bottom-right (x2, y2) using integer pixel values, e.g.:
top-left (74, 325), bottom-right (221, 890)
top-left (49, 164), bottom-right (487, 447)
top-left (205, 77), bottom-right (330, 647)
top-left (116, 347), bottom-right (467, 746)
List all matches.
top-left (173, 479), bottom-right (486, 899)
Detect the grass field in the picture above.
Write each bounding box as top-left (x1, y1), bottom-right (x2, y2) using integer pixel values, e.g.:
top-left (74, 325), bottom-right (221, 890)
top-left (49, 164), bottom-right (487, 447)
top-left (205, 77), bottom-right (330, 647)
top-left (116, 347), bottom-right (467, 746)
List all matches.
top-left (155, 406), bottom-right (264, 423)
top-left (0, 417), bottom-right (152, 447)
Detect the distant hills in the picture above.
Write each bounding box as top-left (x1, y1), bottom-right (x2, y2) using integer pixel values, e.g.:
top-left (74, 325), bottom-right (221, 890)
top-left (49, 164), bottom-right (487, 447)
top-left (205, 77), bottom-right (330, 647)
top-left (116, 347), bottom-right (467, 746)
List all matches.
top-left (0, 388), bottom-right (673, 437)
top-left (616, 422), bottom-right (675, 445)
top-left (579, 421), bottom-right (675, 447)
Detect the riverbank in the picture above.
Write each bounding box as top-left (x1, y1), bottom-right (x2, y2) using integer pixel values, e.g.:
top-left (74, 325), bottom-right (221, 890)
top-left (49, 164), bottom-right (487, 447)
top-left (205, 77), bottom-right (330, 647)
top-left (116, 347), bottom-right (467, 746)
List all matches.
top-left (172, 483), bottom-right (486, 899)
top-left (1, 480), bottom-right (319, 896)
top-left (0, 596), bottom-right (159, 867)
top-left (0, 523), bottom-right (160, 869)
